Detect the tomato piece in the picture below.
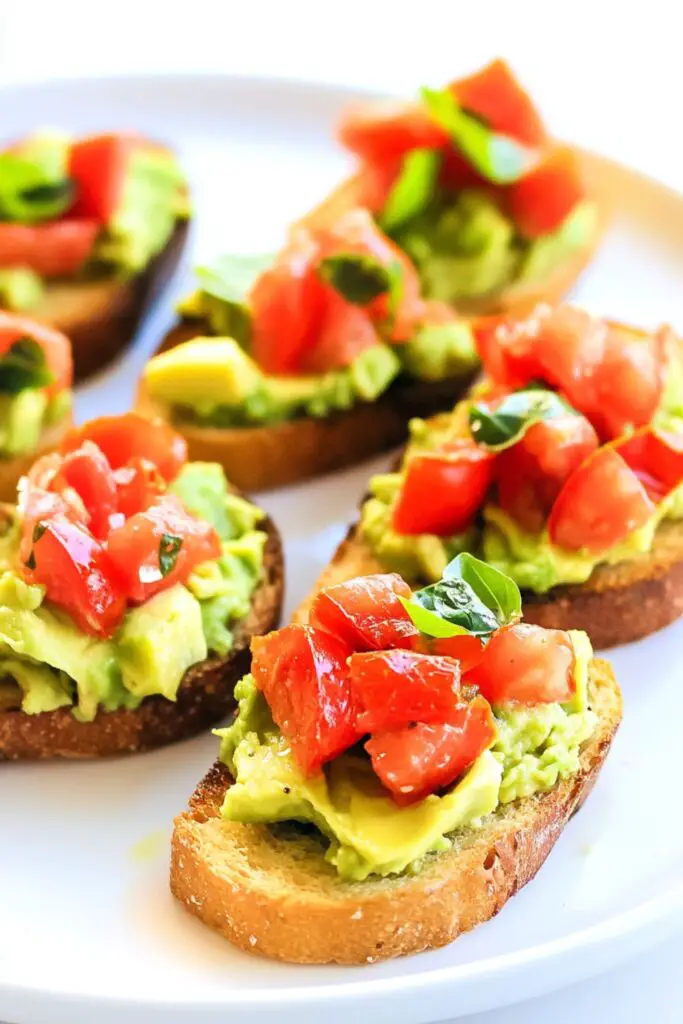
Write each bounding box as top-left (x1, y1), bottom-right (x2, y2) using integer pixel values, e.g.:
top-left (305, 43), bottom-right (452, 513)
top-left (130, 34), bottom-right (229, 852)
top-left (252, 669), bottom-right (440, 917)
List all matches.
top-left (68, 133), bottom-right (136, 222)
top-left (439, 147), bottom-right (487, 190)
top-left (354, 158), bottom-right (404, 213)
top-left (451, 59), bottom-right (546, 148)
top-left (349, 650), bottom-right (461, 732)
top-left (0, 220), bottom-right (98, 278)
top-left (106, 494), bottom-right (220, 603)
top-left (508, 147), bottom-right (585, 237)
top-left (0, 311), bottom-right (72, 393)
top-left (337, 100), bottom-right (447, 163)
top-left (588, 324), bottom-right (664, 440)
top-left (366, 697), bottom-right (496, 805)
top-left (548, 448), bottom-right (655, 553)
top-left (496, 413), bottom-right (599, 533)
top-left (61, 413), bottom-right (187, 483)
top-left (24, 516), bottom-right (125, 638)
top-left (309, 572), bottom-right (418, 651)
top-left (300, 285), bottom-right (378, 372)
top-left (423, 633), bottom-right (485, 673)
top-left (53, 441), bottom-right (117, 540)
top-left (469, 623), bottom-right (575, 706)
top-left (393, 441), bottom-right (495, 536)
top-left (615, 427), bottom-right (683, 503)
top-left (251, 625), bottom-right (360, 775)
top-left (20, 483), bottom-right (79, 564)
top-left (250, 228), bottom-right (326, 374)
top-left (113, 457), bottom-right (166, 518)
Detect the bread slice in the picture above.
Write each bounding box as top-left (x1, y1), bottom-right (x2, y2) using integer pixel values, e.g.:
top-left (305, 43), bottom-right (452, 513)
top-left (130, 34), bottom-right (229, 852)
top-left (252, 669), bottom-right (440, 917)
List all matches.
top-left (136, 318), bottom-right (477, 493)
top-left (0, 413), bottom-right (73, 503)
top-left (297, 146), bottom-right (604, 317)
top-left (30, 220), bottom-right (189, 381)
top-left (294, 520), bottom-right (683, 649)
top-left (170, 656), bottom-right (620, 964)
top-left (0, 510), bottom-right (283, 760)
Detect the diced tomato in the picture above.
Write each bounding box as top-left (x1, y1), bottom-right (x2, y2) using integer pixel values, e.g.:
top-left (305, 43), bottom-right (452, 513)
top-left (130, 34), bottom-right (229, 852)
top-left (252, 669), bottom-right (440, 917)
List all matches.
top-left (451, 59), bottom-right (546, 148)
top-left (393, 441), bottom-right (495, 536)
top-left (439, 147), bottom-right (487, 190)
top-left (113, 457), bottom-right (166, 518)
top-left (19, 483), bottom-right (79, 564)
top-left (300, 285), bottom-right (378, 372)
top-left (0, 220), bottom-right (98, 278)
top-left (68, 133), bottom-right (137, 222)
top-left (61, 413), bottom-right (187, 483)
top-left (309, 572), bottom-right (418, 651)
top-left (423, 633), bottom-right (486, 673)
top-left (250, 228), bottom-right (326, 375)
top-left (0, 311), bottom-right (72, 393)
top-left (355, 158), bottom-right (404, 213)
top-left (507, 147), bottom-right (585, 237)
top-left (106, 494), bottom-right (220, 603)
top-left (251, 625), bottom-right (360, 775)
top-left (349, 650), bottom-right (461, 732)
top-left (588, 324), bottom-right (664, 440)
top-left (52, 441), bottom-right (117, 540)
top-left (548, 447), bottom-right (655, 553)
top-left (366, 696), bottom-right (496, 805)
top-left (496, 413), bottom-right (599, 533)
top-left (469, 623), bottom-right (575, 705)
top-left (337, 100), bottom-right (447, 163)
top-left (24, 516), bottom-right (126, 637)
top-left (615, 427), bottom-right (683, 503)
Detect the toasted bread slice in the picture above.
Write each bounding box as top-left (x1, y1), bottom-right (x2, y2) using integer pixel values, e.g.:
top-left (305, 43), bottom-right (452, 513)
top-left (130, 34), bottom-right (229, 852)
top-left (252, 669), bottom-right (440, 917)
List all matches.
top-left (171, 657), bottom-right (620, 964)
top-left (294, 521), bottom-right (683, 649)
top-left (30, 220), bottom-right (189, 381)
top-left (0, 413), bottom-right (73, 502)
top-left (298, 148), bottom-right (604, 317)
top-left (136, 318), bottom-right (477, 493)
top-left (0, 510), bottom-right (283, 760)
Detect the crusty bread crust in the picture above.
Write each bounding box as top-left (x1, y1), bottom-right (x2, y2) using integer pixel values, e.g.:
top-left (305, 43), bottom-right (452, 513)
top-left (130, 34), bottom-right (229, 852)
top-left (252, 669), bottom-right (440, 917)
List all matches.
top-left (295, 521), bottom-right (683, 649)
top-left (0, 512), bottom-right (283, 760)
top-left (0, 412), bottom-right (72, 502)
top-left (31, 220), bottom-right (189, 381)
top-left (136, 318), bottom-right (477, 493)
top-left (170, 659), bottom-right (620, 964)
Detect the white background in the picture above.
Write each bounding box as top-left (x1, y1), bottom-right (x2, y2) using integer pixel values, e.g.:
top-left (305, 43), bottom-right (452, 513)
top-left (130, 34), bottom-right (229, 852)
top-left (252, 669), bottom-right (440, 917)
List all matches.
top-left (1, 2), bottom-right (682, 1021)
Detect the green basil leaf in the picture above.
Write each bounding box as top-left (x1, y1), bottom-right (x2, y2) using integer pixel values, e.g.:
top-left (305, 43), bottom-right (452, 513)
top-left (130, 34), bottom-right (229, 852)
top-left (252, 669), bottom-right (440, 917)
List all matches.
top-left (469, 389), bottom-right (570, 451)
top-left (319, 252), bottom-right (396, 305)
top-left (421, 86), bottom-right (532, 185)
top-left (379, 148), bottom-right (439, 232)
top-left (399, 596), bottom-right (470, 638)
top-left (408, 576), bottom-right (500, 638)
top-left (195, 253), bottom-right (274, 304)
top-left (32, 522), bottom-right (47, 544)
top-left (0, 338), bottom-right (53, 393)
top-left (444, 552), bottom-right (521, 626)
top-left (0, 154), bottom-right (74, 223)
top-left (159, 533), bottom-right (183, 577)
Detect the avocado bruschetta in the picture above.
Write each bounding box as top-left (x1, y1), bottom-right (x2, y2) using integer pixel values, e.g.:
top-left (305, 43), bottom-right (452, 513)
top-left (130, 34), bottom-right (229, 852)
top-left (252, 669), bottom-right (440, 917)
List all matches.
top-left (345, 304), bottom-right (683, 649)
top-left (303, 59), bottom-right (603, 316)
top-left (0, 412), bottom-right (282, 760)
top-left (138, 208), bottom-right (479, 491)
top-left (172, 556), bottom-right (621, 963)
top-left (0, 131), bottom-right (189, 378)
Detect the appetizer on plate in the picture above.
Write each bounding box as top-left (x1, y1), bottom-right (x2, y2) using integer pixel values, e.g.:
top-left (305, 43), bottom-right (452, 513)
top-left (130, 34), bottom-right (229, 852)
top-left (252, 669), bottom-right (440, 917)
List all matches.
top-left (0, 413), bottom-right (282, 760)
top-left (0, 311), bottom-right (73, 500)
top-left (348, 303), bottom-right (683, 648)
top-left (304, 59), bottom-right (602, 315)
top-left (172, 556), bottom-right (621, 963)
top-left (0, 131), bottom-right (189, 378)
top-left (138, 208), bottom-right (479, 491)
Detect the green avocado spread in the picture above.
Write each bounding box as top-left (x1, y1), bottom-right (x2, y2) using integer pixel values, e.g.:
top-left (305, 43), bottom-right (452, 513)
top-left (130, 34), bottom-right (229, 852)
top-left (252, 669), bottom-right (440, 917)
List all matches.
top-left (0, 462), bottom-right (265, 719)
top-left (217, 631), bottom-right (596, 882)
top-left (0, 388), bottom-right (71, 459)
top-left (391, 190), bottom-right (598, 307)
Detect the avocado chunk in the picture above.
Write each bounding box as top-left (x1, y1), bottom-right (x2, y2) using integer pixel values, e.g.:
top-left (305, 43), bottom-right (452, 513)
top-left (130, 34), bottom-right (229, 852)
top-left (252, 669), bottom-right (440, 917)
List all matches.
top-left (145, 338), bottom-right (264, 412)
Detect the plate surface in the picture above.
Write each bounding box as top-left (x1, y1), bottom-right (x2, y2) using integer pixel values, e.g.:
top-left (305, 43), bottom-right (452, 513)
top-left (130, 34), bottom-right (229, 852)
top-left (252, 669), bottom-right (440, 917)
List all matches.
top-left (3, 74), bottom-right (683, 1024)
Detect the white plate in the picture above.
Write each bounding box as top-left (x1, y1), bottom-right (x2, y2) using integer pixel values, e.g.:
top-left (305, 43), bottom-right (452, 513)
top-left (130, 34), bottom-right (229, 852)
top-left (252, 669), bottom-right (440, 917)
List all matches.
top-left (3, 73), bottom-right (683, 1024)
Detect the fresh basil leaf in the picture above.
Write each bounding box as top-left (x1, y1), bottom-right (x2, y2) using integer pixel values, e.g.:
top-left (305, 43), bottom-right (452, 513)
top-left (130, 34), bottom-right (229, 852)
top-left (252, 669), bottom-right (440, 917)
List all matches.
top-left (0, 154), bottom-right (73, 223)
top-left (0, 338), bottom-right (53, 393)
top-left (409, 576), bottom-right (500, 637)
top-left (24, 550), bottom-right (36, 571)
top-left (421, 86), bottom-right (532, 185)
top-left (159, 533), bottom-right (183, 577)
top-left (32, 522), bottom-right (47, 544)
top-left (469, 389), bottom-right (570, 451)
top-left (319, 252), bottom-right (395, 305)
top-left (195, 253), bottom-right (274, 305)
top-left (444, 552), bottom-right (521, 626)
top-left (399, 596), bottom-right (469, 638)
top-left (379, 148), bottom-right (439, 232)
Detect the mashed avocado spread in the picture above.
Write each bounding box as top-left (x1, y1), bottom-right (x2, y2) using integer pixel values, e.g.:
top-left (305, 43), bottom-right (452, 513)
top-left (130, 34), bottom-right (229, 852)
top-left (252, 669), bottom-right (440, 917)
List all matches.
top-left (216, 631), bottom-right (596, 882)
top-left (0, 462), bottom-right (265, 719)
